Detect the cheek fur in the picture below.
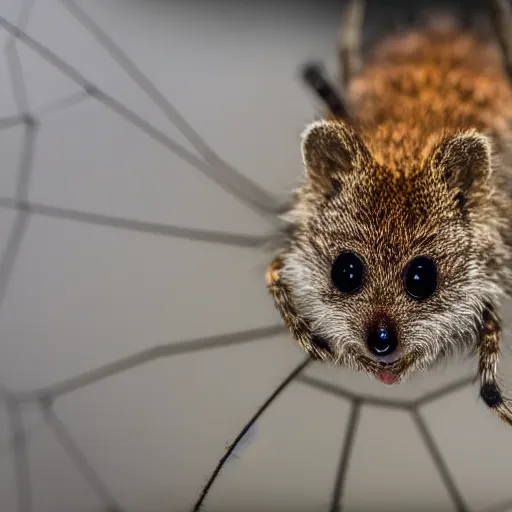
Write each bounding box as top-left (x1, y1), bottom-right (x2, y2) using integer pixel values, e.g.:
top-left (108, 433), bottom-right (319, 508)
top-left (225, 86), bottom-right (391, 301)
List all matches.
top-left (404, 275), bottom-right (503, 371)
top-left (283, 250), bottom-right (362, 349)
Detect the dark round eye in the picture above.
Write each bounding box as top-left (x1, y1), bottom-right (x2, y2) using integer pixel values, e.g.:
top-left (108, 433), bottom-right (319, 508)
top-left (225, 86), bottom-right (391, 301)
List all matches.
top-left (404, 256), bottom-right (437, 300)
top-left (331, 252), bottom-right (364, 294)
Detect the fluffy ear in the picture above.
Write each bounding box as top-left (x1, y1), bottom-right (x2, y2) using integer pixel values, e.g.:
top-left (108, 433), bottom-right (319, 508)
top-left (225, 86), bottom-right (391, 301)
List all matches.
top-left (300, 120), bottom-right (370, 194)
top-left (429, 131), bottom-right (492, 197)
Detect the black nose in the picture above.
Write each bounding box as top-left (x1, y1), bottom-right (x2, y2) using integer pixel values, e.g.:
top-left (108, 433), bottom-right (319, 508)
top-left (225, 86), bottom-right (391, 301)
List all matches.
top-left (367, 322), bottom-right (398, 357)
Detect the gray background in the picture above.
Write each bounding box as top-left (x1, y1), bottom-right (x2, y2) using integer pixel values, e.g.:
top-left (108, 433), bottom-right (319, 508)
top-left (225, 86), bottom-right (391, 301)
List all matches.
top-left (0, 1), bottom-right (512, 511)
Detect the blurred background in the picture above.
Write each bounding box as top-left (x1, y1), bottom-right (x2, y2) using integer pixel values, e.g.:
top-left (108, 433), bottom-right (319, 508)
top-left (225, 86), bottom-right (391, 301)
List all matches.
top-left (1, 0), bottom-right (512, 511)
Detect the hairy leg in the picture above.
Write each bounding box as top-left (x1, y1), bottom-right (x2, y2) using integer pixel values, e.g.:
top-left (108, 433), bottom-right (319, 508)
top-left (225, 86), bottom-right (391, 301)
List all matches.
top-left (301, 63), bottom-right (350, 120)
top-left (299, 0), bottom-right (366, 120)
top-left (478, 306), bottom-right (512, 425)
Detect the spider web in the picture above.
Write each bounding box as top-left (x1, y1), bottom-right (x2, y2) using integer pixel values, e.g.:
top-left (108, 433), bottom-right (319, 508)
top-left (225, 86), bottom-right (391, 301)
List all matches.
top-left (0, 1), bottom-right (511, 511)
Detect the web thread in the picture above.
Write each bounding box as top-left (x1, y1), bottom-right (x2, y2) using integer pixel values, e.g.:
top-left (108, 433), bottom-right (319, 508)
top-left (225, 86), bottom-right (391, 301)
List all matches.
top-left (0, 2), bottom-right (510, 512)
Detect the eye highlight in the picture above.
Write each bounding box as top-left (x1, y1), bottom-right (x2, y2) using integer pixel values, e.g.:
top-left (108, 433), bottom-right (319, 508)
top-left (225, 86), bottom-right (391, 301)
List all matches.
top-left (403, 256), bottom-right (437, 300)
top-left (331, 252), bottom-right (364, 294)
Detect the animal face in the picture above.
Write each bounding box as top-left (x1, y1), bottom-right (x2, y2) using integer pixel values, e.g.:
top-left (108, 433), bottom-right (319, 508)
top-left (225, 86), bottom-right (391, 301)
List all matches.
top-left (277, 120), bottom-right (503, 383)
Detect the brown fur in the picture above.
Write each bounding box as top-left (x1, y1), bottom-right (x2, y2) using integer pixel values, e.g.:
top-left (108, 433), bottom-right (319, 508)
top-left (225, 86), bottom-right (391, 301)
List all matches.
top-left (266, 14), bottom-right (512, 424)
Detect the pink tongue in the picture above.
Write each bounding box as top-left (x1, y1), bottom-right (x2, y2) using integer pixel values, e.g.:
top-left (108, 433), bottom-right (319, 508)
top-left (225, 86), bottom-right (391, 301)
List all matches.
top-left (377, 371), bottom-right (397, 385)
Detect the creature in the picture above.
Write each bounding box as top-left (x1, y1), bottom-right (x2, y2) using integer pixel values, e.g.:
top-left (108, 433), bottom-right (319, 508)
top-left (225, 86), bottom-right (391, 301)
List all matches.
top-left (265, 0), bottom-right (512, 426)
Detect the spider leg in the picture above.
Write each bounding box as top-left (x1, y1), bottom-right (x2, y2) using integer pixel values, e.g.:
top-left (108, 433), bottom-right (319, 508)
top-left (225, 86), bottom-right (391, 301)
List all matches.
top-left (301, 62), bottom-right (350, 120)
top-left (478, 307), bottom-right (512, 425)
top-left (339, 0), bottom-right (366, 89)
top-left (265, 255), bottom-right (332, 360)
top-left (299, 1), bottom-right (365, 120)
top-left (487, 0), bottom-right (512, 80)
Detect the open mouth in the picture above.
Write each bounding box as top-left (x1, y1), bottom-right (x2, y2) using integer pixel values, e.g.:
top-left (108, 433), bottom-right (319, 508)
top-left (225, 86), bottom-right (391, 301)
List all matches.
top-left (374, 349), bottom-right (403, 364)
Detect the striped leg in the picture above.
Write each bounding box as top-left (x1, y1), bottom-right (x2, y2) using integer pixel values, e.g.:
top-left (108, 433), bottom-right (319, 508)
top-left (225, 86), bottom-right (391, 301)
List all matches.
top-left (478, 307), bottom-right (512, 425)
